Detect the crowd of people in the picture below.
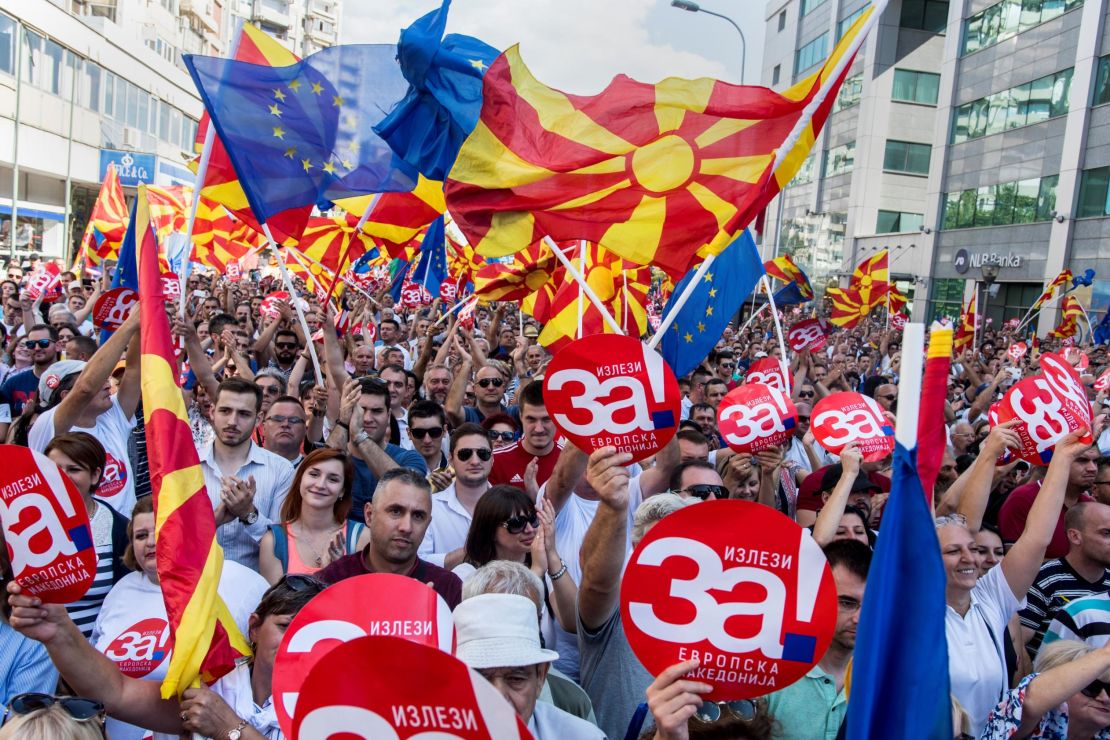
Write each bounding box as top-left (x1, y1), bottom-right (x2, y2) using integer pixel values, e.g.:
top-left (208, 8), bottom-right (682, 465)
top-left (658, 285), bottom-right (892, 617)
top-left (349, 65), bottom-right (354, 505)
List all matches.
top-left (2, 255), bottom-right (1110, 740)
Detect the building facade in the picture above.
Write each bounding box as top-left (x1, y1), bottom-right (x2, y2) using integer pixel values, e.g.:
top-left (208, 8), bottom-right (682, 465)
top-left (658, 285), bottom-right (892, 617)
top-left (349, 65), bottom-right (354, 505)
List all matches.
top-left (760, 0), bottom-right (1107, 333)
top-left (0, 0), bottom-right (339, 263)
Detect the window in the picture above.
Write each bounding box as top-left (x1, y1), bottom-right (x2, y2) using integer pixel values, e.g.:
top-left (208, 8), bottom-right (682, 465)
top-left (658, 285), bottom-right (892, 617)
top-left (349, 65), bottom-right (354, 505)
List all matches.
top-left (21, 29), bottom-right (41, 86)
top-left (795, 34), bottom-right (828, 74)
top-left (788, 151), bottom-right (818, 187)
top-left (778, 10), bottom-right (787, 30)
top-left (181, 116), bottom-right (197, 151)
top-left (883, 140), bottom-right (932, 174)
top-left (801, 0), bottom-right (827, 16)
top-left (876, 210), bottom-right (924, 232)
top-left (41, 38), bottom-right (62, 94)
top-left (951, 68), bottom-right (1072, 143)
top-left (825, 141), bottom-right (855, 177)
top-left (82, 61), bottom-right (100, 112)
top-left (941, 175), bottom-right (1058, 228)
top-left (103, 71), bottom-right (115, 118)
top-left (170, 107), bottom-right (182, 148)
top-left (901, 0), bottom-right (949, 32)
top-left (772, 65), bottom-right (781, 85)
top-left (126, 81), bottom-right (140, 129)
top-left (962, 0), bottom-right (1080, 55)
top-left (0, 13), bottom-right (14, 75)
top-left (159, 101), bottom-right (170, 140)
top-left (1078, 166), bottom-right (1110, 217)
top-left (838, 6), bottom-right (867, 38)
top-left (138, 92), bottom-right (151, 135)
top-left (1094, 56), bottom-right (1110, 106)
top-left (835, 73), bottom-right (863, 110)
top-left (892, 69), bottom-right (940, 105)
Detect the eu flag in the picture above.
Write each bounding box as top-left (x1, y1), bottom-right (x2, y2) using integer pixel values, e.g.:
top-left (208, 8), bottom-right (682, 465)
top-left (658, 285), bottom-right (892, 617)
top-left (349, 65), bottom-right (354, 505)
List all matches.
top-left (411, 216), bottom-right (447, 296)
top-left (659, 230), bottom-right (763, 378)
top-left (846, 443), bottom-right (951, 739)
top-left (772, 281), bottom-right (811, 306)
top-left (376, 0), bottom-right (499, 180)
top-left (184, 45), bottom-right (419, 240)
top-left (1094, 310), bottom-right (1110, 346)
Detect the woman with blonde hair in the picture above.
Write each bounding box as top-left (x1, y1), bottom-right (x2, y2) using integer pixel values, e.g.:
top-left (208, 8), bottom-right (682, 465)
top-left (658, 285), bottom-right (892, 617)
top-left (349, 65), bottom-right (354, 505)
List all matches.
top-left (0, 695), bottom-right (105, 740)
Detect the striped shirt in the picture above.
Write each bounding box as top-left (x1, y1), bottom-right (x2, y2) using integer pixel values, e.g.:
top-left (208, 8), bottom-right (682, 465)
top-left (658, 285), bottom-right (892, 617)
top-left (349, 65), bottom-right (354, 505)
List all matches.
top-left (66, 503), bottom-right (115, 638)
top-left (1044, 592), bottom-right (1110, 649)
top-left (1018, 557), bottom-right (1110, 657)
top-left (0, 621), bottom-right (58, 705)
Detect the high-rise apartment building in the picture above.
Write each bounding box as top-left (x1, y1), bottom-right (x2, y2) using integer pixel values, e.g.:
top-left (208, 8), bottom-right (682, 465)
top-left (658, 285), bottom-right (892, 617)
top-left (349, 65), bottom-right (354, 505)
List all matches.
top-left (760, 0), bottom-right (1105, 331)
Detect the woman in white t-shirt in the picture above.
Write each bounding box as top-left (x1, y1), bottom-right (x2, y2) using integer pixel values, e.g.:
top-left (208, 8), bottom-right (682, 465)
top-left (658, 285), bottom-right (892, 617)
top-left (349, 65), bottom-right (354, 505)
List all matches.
top-left (90, 497), bottom-right (269, 740)
top-left (453, 485), bottom-right (577, 649)
top-left (44, 432), bottom-right (129, 639)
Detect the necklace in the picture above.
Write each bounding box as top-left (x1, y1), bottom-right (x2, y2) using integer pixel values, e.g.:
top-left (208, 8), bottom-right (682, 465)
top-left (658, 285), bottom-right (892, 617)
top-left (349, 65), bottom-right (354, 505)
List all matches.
top-left (294, 522), bottom-right (342, 567)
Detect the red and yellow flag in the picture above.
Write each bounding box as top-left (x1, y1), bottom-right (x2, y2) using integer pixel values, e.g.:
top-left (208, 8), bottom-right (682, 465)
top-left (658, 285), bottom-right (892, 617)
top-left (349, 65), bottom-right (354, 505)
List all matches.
top-left (81, 164), bottom-right (129, 265)
top-left (888, 284), bottom-right (909, 315)
top-left (335, 174), bottom-right (446, 249)
top-left (849, 249), bottom-right (889, 309)
top-left (146, 185), bottom-right (193, 245)
top-left (473, 241), bottom-right (558, 302)
top-left (446, 13), bottom-right (872, 279)
top-left (918, 326), bottom-right (953, 499)
top-left (191, 197), bottom-right (265, 271)
top-left (1032, 269), bottom-right (1073, 311)
top-left (828, 286), bottom-right (870, 328)
top-left (192, 24), bottom-right (308, 245)
top-left (296, 213), bottom-right (377, 275)
top-left (137, 185), bottom-right (250, 696)
top-left (1050, 295), bottom-right (1083, 339)
top-left (954, 293), bottom-right (977, 353)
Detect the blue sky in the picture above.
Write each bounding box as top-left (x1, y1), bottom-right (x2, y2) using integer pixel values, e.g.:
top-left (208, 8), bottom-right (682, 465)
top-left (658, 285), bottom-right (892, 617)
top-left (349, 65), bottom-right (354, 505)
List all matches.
top-left (340, 0), bottom-right (766, 92)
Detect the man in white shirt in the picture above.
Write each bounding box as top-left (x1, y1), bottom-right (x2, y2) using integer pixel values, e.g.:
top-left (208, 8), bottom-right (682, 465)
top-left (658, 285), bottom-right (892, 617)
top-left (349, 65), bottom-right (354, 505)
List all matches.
top-left (419, 423), bottom-right (493, 568)
top-left (380, 364), bottom-right (411, 449)
top-left (198, 377), bottom-right (295, 570)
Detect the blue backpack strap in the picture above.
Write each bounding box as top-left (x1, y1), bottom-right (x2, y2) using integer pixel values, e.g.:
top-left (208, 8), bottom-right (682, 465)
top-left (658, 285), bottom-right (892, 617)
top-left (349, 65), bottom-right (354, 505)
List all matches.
top-left (345, 520), bottom-right (365, 554)
top-left (269, 523), bottom-right (289, 572)
top-left (623, 702), bottom-right (649, 740)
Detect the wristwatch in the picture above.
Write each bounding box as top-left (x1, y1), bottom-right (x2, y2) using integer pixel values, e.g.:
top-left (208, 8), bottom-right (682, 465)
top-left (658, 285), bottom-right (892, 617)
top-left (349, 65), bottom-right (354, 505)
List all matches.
top-left (239, 507), bottom-right (259, 525)
top-left (352, 430), bottom-right (370, 446)
top-left (227, 720), bottom-right (248, 740)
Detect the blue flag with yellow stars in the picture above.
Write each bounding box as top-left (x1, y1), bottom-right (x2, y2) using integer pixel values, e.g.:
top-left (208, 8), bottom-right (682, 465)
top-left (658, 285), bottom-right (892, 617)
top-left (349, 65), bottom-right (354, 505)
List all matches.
top-left (184, 45), bottom-right (419, 241)
top-left (411, 216), bottom-right (447, 296)
top-left (660, 230), bottom-right (764, 378)
top-left (772, 280), bottom-right (811, 306)
top-left (376, 0), bottom-right (499, 180)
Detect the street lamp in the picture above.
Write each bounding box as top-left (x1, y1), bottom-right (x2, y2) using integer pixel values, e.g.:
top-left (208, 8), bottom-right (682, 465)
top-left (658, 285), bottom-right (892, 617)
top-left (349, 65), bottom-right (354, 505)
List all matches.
top-left (670, 0), bottom-right (747, 83)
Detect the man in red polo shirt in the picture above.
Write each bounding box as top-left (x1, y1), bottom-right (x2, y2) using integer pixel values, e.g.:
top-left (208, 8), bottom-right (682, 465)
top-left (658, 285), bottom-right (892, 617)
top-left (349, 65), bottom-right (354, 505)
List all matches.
top-left (488, 380), bottom-right (561, 489)
top-left (1000, 443), bottom-right (1099, 558)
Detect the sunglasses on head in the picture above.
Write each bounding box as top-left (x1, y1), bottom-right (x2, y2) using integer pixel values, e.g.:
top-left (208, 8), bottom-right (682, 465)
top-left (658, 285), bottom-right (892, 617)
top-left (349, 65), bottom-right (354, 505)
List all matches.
top-left (694, 699), bottom-right (756, 723)
top-left (1082, 680), bottom-right (1110, 699)
top-left (488, 430), bottom-right (516, 442)
top-left (477, 377), bottom-right (504, 389)
top-left (6, 693), bottom-right (104, 723)
top-left (680, 484), bottom-right (728, 500)
top-left (22, 338), bottom-right (51, 349)
top-left (279, 573), bottom-right (326, 593)
top-left (502, 512), bottom-right (540, 534)
top-left (456, 447), bottom-right (492, 462)
top-left (411, 426), bottom-right (444, 440)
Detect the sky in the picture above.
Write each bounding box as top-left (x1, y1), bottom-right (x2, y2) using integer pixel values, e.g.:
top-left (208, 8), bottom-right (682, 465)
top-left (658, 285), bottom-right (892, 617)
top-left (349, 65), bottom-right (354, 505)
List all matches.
top-left (339, 0), bottom-right (766, 94)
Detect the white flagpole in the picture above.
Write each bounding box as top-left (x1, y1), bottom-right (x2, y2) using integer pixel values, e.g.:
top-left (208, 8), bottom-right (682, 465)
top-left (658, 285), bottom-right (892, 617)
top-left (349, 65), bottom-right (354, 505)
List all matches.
top-left (577, 240), bottom-right (585, 337)
top-left (542, 237), bottom-right (624, 335)
top-left (762, 275), bottom-right (791, 381)
top-left (261, 223), bottom-right (324, 385)
top-left (895, 323), bottom-right (924, 448)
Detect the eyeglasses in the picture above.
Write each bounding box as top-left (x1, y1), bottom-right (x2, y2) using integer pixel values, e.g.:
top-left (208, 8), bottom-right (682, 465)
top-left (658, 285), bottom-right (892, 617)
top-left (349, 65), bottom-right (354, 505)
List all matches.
top-left (798, 391), bottom-right (815, 398)
top-left (22, 339), bottom-right (52, 349)
top-left (267, 414), bottom-right (305, 426)
top-left (477, 377), bottom-right (504, 389)
top-left (488, 430), bottom-right (516, 442)
top-left (1082, 680), bottom-right (1110, 699)
top-left (797, 415), bottom-right (811, 423)
top-left (719, 362), bottom-right (735, 369)
top-left (275, 342), bottom-right (300, 350)
top-left (679, 484), bottom-right (728, 501)
top-left (879, 394), bottom-right (897, 401)
top-left (456, 447), bottom-right (492, 462)
top-left (411, 427), bottom-right (444, 440)
top-left (694, 699), bottom-right (756, 723)
top-left (6, 693), bottom-right (105, 724)
top-left (502, 512), bottom-right (540, 534)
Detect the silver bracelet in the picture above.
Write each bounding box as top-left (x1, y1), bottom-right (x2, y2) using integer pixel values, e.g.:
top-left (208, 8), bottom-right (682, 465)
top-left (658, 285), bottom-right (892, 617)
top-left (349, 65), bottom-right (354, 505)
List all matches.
top-left (549, 563), bottom-right (568, 581)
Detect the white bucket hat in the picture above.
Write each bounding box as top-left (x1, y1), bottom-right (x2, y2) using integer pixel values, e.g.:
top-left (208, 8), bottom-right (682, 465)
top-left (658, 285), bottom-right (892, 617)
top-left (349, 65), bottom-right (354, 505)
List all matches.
top-left (454, 593), bottom-right (559, 670)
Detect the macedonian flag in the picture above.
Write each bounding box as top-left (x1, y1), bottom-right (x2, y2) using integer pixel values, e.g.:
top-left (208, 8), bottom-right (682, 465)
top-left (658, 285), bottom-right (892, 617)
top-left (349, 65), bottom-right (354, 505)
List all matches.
top-left (137, 186), bottom-right (250, 696)
top-left (954, 293), bottom-right (977, 353)
top-left (191, 196), bottom-right (266, 272)
top-left (473, 240), bottom-right (558, 302)
top-left (81, 164), bottom-right (129, 265)
top-left (828, 286), bottom-right (871, 329)
top-left (445, 9), bottom-right (874, 279)
top-left (848, 249), bottom-right (889, 310)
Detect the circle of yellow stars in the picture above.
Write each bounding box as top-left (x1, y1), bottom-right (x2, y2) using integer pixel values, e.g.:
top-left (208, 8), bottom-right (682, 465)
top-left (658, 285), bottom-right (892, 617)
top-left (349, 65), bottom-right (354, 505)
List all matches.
top-left (268, 76), bottom-right (358, 176)
top-left (667, 271), bottom-right (716, 343)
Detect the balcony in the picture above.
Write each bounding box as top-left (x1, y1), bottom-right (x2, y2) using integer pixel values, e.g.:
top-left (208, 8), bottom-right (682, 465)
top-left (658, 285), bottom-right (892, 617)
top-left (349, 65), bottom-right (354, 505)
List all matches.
top-left (252, 0), bottom-right (292, 29)
top-left (306, 0), bottom-right (336, 20)
top-left (180, 0), bottom-right (219, 34)
top-left (305, 22), bottom-right (335, 46)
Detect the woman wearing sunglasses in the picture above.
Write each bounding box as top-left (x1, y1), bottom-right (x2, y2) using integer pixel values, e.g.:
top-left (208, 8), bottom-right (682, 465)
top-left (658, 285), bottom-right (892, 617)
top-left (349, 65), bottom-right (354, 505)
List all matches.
top-left (982, 640), bottom-right (1110, 738)
top-left (258, 449), bottom-right (369, 584)
top-left (481, 412), bottom-right (521, 451)
top-left (456, 486), bottom-right (578, 648)
top-left (89, 497), bottom-right (268, 740)
top-left (0, 694), bottom-right (105, 739)
top-left (8, 574), bottom-right (327, 739)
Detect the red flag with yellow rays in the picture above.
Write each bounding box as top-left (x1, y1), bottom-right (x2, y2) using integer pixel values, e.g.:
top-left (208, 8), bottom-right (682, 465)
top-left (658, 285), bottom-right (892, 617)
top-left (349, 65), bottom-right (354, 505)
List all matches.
top-left (81, 164), bottom-right (129, 265)
top-left (828, 286), bottom-right (871, 328)
top-left (474, 241), bottom-right (559, 302)
top-left (146, 186), bottom-right (193, 243)
top-left (334, 174), bottom-right (446, 250)
top-left (296, 212), bottom-right (377, 274)
top-left (1050, 295), bottom-right (1083, 339)
top-left (849, 249), bottom-right (889, 309)
top-left (191, 196), bottom-right (266, 271)
top-left (954, 292), bottom-right (977, 353)
top-left (1032, 269), bottom-right (1073, 311)
top-left (191, 24), bottom-right (307, 246)
top-left (446, 9), bottom-right (874, 279)
top-left (136, 185), bottom-right (250, 697)
top-left (888, 284), bottom-right (909, 315)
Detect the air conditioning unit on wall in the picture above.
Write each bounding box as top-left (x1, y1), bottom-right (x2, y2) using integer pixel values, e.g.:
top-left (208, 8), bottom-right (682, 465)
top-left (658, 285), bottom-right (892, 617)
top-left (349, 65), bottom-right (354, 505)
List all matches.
top-left (122, 126), bottom-right (142, 149)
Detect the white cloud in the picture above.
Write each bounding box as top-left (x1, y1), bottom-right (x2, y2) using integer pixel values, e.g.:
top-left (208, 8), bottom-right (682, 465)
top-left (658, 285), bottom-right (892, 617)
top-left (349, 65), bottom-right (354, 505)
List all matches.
top-left (339, 0), bottom-right (731, 94)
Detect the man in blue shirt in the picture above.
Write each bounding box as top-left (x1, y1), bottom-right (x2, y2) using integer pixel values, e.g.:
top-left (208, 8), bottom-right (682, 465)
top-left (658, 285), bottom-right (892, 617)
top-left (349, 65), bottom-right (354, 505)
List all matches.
top-left (328, 376), bottom-right (426, 521)
top-left (0, 324), bottom-right (59, 436)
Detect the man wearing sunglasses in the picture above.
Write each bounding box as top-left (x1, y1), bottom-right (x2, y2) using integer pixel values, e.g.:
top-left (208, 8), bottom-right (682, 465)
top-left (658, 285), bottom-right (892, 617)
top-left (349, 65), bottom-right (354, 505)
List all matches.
top-left (715, 350), bottom-right (738, 389)
top-left (0, 324), bottom-right (60, 437)
top-left (419, 423), bottom-right (494, 569)
top-left (489, 381), bottom-right (561, 489)
top-left (407, 400), bottom-right (450, 476)
top-left (447, 357), bottom-right (513, 427)
top-left (669, 460), bottom-right (729, 502)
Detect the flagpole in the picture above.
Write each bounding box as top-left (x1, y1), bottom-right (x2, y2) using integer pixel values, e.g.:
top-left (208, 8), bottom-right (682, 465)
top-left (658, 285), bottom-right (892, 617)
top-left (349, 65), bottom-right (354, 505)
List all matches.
top-left (896, 323), bottom-right (924, 448)
top-left (542, 237), bottom-right (624, 335)
top-left (763, 274), bottom-right (791, 382)
top-left (324, 192), bottom-right (381, 305)
top-left (260, 223), bottom-right (324, 385)
top-left (287, 243), bottom-right (379, 307)
top-left (577, 240), bottom-right (585, 338)
top-left (738, 302), bottom-right (768, 333)
top-left (433, 293), bottom-right (479, 328)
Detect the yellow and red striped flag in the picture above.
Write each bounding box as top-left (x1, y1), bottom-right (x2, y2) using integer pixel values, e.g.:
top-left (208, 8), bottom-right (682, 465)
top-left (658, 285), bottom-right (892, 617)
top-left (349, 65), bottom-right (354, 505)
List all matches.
top-left (334, 174), bottom-right (446, 250)
top-left (954, 292), bottom-right (977, 353)
top-left (888, 284), bottom-right (909, 315)
top-left (191, 196), bottom-right (266, 272)
top-left (446, 11), bottom-right (873, 280)
top-left (849, 249), bottom-right (889, 309)
top-left (137, 185), bottom-right (250, 696)
top-left (828, 286), bottom-right (871, 328)
top-left (1049, 295), bottom-right (1083, 339)
top-left (473, 241), bottom-right (558, 302)
top-left (1032, 269), bottom-right (1073, 311)
top-left (81, 164), bottom-right (129, 265)
top-left (296, 213), bottom-right (377, 275)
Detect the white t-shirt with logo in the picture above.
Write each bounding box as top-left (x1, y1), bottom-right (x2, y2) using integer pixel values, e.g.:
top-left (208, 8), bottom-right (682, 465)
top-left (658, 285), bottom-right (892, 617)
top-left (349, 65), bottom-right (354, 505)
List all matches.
top-left (91, 563), bottom-right (268, 740)
top-left (29, 396), bottom-right (138, 517)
